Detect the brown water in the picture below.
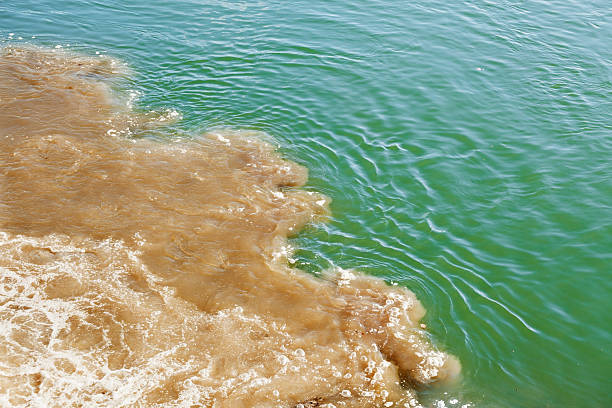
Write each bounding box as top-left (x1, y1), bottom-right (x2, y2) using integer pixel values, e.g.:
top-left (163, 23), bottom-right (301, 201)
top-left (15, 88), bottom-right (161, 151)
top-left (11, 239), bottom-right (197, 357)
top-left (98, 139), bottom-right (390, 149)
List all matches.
top-left (0, 46), bottom-right (459, 408)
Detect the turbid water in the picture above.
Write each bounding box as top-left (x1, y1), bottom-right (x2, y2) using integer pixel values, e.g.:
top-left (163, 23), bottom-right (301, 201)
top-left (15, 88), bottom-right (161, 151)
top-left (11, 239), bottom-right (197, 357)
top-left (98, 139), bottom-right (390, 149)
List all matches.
top-left (0, 46), bottom-right (459, 407)
top-left (1, 1), bottom-right (611, 407)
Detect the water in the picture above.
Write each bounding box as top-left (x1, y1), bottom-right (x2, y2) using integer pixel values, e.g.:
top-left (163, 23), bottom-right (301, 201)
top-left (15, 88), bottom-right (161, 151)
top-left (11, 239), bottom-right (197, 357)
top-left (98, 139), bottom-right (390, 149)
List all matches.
top-left (1, 1), bottom-right (610, 407)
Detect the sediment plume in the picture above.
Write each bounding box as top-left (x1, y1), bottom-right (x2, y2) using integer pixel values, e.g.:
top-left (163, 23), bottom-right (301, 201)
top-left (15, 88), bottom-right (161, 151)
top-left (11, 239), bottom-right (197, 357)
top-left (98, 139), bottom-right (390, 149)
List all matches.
top-left (0, 46), bottom-right (459, 407)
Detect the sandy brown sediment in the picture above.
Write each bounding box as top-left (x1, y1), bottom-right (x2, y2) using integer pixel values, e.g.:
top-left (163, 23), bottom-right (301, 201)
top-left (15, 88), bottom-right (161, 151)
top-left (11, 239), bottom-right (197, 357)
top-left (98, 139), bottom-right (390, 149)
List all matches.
top-left (0, 46), bottom-right (459, 407)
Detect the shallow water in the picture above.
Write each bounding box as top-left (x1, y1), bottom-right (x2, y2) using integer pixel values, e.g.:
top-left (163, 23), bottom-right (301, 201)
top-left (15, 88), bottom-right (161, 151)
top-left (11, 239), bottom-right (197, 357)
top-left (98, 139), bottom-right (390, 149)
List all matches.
top-left (1, 1), bottom-right (612, 407)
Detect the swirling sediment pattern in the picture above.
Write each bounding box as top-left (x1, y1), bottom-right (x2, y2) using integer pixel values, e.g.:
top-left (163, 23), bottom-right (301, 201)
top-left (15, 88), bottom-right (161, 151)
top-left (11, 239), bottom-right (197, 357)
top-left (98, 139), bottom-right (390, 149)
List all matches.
top-left (1, 1), bottom-right (611, 407)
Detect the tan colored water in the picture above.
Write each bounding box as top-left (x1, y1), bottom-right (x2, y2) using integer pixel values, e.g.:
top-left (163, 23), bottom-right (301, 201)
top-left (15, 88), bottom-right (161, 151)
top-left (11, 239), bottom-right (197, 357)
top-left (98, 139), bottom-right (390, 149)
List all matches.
top-left (0, 46), bottom-right (459, 408)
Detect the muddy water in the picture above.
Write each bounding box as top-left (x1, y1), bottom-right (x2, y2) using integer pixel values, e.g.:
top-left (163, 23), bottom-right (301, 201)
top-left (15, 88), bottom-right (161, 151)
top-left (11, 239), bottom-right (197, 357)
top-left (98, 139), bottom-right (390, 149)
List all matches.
top-left (0, 47), bottom-right (458, 407)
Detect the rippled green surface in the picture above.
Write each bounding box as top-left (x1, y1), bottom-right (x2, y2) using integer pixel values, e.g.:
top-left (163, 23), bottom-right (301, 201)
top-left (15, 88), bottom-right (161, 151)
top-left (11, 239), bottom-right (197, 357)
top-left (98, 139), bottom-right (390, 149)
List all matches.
top-left (2, 1), bottom-right (611, 406)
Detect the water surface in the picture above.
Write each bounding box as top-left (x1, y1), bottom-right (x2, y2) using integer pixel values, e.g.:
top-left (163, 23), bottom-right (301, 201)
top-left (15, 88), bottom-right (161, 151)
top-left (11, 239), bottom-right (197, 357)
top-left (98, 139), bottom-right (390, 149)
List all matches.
top-left (1, 1), bottom-right (611, 407)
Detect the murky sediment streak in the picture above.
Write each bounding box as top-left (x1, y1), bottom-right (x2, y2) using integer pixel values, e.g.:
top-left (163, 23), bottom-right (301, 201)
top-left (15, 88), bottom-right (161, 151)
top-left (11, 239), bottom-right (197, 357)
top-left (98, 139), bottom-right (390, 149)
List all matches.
top-left (0, 47), bottom-right (459, 407)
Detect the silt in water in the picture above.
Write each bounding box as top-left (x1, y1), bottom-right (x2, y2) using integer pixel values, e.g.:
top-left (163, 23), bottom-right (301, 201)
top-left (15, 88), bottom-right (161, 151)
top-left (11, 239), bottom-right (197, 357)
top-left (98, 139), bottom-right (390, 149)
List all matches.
top-left (0, 46), bottom-right (459, 407)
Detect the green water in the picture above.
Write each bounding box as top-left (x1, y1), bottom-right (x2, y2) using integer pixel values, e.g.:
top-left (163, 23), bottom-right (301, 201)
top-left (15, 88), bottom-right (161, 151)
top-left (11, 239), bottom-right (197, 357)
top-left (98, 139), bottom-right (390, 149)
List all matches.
top-left (1, 1), bottom-right (611, 406)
